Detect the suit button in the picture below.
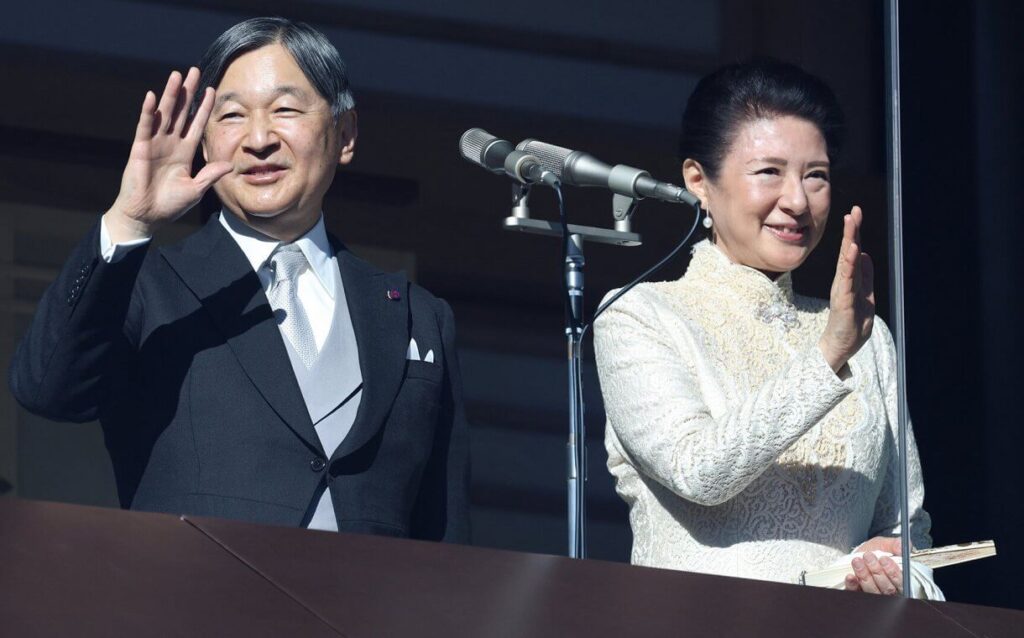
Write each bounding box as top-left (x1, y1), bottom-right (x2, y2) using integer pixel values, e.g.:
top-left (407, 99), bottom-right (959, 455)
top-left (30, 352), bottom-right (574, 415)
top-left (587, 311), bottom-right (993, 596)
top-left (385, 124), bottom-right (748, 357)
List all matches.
top-left (310, 458), bottom-right (326, 472)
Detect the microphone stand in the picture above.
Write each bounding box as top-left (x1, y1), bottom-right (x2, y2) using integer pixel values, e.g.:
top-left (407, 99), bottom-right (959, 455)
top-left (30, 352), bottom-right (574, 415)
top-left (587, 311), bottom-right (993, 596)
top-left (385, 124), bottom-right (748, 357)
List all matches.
top-left (565, 233), bottom-right (586, 558)
top-left (504, 183), bottom-right (641, 559)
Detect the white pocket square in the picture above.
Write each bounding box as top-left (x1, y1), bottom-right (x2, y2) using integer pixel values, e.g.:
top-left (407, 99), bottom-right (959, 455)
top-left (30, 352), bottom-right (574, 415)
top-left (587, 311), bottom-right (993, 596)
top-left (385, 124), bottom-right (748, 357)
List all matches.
top-left (406, 337), bottom-right (421, 361)
top-left (406, 338), bottom-right (435, 364)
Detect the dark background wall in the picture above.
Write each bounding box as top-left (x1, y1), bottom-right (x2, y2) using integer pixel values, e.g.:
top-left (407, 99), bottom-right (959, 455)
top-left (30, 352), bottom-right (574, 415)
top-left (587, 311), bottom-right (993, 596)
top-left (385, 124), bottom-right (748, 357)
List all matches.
top-left (0, 0), bottom-right (1019, 609)
top-left (897, 0), bottom-right (1024, 610)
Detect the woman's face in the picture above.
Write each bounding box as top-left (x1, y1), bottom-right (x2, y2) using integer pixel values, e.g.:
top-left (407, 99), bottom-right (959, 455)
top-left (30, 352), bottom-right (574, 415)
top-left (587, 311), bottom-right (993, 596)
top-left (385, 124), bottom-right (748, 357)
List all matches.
top-left (684, 116), bottom-right (832, 276)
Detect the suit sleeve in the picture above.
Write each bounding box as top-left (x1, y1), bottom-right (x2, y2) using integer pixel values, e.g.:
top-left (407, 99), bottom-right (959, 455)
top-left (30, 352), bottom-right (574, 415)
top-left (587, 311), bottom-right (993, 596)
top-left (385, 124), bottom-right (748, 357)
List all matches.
top-left (8, 220), bottom-right (147, 423)
top-left (410, 299), bottom-right (471, 543)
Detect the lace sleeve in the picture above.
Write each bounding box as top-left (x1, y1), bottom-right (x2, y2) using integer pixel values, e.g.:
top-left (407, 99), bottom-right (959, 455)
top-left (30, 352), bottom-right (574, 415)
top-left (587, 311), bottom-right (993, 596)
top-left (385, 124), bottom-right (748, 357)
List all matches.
top-left (868, 319), bottom-right (933, 550)
top-left (594, 288), bottom-right (855, 506)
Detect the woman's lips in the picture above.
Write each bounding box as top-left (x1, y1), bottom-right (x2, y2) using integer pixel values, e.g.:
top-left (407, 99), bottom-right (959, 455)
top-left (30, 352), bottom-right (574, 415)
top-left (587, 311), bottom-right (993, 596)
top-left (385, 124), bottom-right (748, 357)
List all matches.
top-left (241, 166), bottom-right (287, 184)
top-left (764, 224), bottom-right (807, 243)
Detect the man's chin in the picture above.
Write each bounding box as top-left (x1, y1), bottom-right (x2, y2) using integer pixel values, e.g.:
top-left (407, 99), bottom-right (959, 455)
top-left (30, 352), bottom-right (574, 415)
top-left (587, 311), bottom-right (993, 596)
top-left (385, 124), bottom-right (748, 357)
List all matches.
top-left (243, 209), bottom-right (287, 219)
top-left (233, 203), bottom-right (297, 220)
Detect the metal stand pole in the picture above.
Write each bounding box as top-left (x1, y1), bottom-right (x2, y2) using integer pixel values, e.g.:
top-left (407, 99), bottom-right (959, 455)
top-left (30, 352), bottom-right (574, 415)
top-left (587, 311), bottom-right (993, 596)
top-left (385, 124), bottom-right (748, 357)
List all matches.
top-left (502, 187), bottom-right (640, 559)
top-left (565, 234), bottom-right (586, 558)
top-left (884, 0), bottom-right (914, 598)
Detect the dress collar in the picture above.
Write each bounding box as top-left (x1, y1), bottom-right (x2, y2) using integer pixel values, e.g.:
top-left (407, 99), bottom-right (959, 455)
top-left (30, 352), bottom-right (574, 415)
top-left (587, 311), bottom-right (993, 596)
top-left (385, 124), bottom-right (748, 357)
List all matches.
top-left (219, 210), bottom-right (337, 299)
top-left (685, 239), bottom-right (800, 329)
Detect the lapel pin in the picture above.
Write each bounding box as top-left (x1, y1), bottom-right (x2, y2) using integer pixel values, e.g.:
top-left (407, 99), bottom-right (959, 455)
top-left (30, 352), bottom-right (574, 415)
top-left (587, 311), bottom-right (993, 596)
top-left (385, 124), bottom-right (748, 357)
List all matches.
top-left (386, 288), bottom-right (401, 301)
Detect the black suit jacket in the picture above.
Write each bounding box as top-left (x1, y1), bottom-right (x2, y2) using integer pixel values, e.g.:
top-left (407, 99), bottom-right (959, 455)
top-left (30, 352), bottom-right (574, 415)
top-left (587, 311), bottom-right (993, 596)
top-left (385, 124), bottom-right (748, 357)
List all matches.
top-left (9, 216), bottom-right (469, 542)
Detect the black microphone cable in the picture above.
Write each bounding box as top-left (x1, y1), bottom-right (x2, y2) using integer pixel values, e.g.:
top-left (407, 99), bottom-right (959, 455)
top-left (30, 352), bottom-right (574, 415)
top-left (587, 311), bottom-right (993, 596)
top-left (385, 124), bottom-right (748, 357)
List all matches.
top-left (579, 201), bottom-right (702, 341)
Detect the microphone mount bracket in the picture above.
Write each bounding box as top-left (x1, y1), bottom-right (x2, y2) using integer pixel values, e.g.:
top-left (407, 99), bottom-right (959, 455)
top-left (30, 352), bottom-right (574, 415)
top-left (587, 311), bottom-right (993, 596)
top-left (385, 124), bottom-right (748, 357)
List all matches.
top-left (504, 184), bottom-right (642, 246)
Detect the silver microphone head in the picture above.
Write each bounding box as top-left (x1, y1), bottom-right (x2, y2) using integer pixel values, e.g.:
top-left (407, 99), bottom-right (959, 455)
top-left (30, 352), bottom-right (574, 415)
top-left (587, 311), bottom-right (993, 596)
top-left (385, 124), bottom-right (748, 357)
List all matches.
top-left (460, 128), bottom-right (512, 174)
top-left (459, 128), bottom-right (492, 163)
top-left (518, 139), bottom-right (611, 188)
top-left (516, 139), bottom-right (573, 177)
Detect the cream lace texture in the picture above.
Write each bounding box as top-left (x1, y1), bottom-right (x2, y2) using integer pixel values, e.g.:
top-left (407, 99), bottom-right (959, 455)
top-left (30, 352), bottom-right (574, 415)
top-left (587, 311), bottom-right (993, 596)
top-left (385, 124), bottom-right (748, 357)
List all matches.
top-left (594, 240), bottom-right (931, 583)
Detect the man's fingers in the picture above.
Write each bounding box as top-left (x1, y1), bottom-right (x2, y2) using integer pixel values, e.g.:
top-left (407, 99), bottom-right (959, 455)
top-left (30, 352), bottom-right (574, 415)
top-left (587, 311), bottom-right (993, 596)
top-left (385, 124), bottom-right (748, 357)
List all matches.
top-left (173, 67), bottom-right (201, 136)
top-left (134, 91), bottom-right (158, 142)
top-left (193, 161), bottom-right (233, 193)
top-left (185, 87), bottom-right (216, 144)
top-left (156, 71), bottom-right (183, 134)
top-left (845, 574), bottom-right (861, 591)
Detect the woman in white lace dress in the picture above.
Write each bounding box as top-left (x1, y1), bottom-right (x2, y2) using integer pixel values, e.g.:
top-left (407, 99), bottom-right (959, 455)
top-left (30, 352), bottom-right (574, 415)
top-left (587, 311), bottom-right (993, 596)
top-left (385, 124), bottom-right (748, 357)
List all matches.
top-left (594, 60), bottom-right (941, 598)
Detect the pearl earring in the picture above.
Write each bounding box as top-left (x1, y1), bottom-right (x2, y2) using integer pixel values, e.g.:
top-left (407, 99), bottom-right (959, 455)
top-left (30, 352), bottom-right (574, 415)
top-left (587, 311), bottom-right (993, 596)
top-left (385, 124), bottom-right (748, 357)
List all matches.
top-left (702, 208), bottom-right (713, 229)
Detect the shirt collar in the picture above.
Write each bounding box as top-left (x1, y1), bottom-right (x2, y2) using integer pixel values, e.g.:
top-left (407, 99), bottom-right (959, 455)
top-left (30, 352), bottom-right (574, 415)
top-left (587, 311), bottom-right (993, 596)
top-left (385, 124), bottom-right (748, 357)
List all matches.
top-left (218, 210), bottom-right (337, 299)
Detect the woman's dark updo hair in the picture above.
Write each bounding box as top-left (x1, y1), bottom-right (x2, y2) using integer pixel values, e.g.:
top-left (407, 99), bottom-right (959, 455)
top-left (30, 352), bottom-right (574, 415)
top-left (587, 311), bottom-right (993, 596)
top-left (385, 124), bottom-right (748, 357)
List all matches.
top-left (678, 59), bottom-right (844, 181)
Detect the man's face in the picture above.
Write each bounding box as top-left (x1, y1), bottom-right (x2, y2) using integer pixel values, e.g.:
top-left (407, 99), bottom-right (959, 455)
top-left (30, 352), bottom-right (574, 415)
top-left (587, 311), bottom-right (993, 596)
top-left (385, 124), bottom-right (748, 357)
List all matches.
top-left (202, 43), bottom-right (356, 237)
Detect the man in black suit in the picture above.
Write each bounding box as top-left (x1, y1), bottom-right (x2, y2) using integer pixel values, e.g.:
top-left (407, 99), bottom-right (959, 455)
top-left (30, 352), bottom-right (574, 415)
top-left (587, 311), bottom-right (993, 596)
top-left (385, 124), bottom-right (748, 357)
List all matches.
top-left (8, 17), bottom-right (468, 542)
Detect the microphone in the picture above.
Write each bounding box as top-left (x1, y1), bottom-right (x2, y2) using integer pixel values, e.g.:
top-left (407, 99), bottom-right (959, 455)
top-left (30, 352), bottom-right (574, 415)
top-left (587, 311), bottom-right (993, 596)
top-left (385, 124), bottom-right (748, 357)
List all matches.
top-left (460, 128), bottom-right (559, 187)
top-left (516, 139), bottom-right (700, 207)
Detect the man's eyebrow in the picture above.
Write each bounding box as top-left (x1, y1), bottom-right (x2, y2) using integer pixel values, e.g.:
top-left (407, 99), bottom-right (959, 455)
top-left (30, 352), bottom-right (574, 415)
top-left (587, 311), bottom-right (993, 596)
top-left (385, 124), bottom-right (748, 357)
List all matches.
top-left (214, 86), bottom-right (311, 108)
top-left (270, 85), bottom-right (311, 100)
top-left (214, 91), bottom-right (240, 108)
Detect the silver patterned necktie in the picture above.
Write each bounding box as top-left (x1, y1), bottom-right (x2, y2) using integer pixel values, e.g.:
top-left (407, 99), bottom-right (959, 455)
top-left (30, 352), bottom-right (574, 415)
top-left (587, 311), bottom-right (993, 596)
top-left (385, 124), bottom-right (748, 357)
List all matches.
top-left (266, 244), bottom-right (318, 368)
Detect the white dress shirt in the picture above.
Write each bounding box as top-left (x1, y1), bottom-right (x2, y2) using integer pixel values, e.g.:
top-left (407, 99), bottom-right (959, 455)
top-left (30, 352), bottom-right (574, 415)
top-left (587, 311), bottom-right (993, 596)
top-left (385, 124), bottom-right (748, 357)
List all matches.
top-left (101, 212), bottom-right (338, 352)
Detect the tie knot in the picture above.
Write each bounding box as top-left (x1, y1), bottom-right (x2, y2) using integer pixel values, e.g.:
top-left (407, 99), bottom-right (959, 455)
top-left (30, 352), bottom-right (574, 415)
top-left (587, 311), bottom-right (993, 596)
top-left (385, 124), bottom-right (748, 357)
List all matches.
top-left (269, 244), bottom-right (308, 284)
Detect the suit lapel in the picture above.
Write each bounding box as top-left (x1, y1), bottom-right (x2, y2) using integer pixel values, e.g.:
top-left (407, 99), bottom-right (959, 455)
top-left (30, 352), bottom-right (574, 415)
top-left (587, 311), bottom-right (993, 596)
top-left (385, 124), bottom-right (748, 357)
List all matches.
top-left (160, 218), bottom-right (321, 454)
top-left (332, 245), bottom-right (409, 460)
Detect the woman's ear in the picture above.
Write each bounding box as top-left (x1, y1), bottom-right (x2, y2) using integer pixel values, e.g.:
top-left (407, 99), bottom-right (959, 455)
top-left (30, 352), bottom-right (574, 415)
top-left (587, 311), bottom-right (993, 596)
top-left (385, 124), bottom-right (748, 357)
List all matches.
top-left (337, 109), bottom-right (358, 166)
top-left (682, 159), bottom-right (708, 208)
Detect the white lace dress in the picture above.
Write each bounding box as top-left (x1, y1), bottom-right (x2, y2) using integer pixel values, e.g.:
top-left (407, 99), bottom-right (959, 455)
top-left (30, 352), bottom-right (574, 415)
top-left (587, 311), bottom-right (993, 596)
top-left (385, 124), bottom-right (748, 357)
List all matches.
top-left (594, 240), bottom-right (933, 586)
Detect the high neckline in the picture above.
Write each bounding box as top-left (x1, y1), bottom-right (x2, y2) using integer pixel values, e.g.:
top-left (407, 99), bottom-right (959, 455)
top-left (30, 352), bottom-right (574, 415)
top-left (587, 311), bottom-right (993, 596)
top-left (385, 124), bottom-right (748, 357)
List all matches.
top-left (685, 240), bottom-right (796, 307)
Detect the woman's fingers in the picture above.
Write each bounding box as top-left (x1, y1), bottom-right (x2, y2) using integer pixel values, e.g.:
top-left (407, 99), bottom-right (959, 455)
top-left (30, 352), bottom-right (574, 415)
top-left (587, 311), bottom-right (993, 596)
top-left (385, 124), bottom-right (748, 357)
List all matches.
top-left (850, 242), bottom-right (862, 293)
top-left (834, 232), bottom-right (857, 298)
top-left (844, 574), bottom-right (862, 591)
top-left (851, 557), bottom-right (880, 594)
top-left (849, 554), bottom-right (903, 596)
top-left (861, 251), bottom-right (875, 307)
top-left (838, 214), bottom-right (853, 268)
top-left (879, 556), bottom-right (904, 594)
top-left (850, 206), bottom-right (863, 246)
top-left (864, 553), bottom-right (899, 595)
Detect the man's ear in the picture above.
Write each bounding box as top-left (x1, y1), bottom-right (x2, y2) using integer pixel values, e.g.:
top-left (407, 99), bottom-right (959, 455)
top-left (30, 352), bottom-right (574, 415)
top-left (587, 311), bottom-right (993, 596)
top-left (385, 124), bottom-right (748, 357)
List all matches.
top-left (682, 159), bottom-right (709, 208)
top-left (337, 109), bottom-right (358, 166)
